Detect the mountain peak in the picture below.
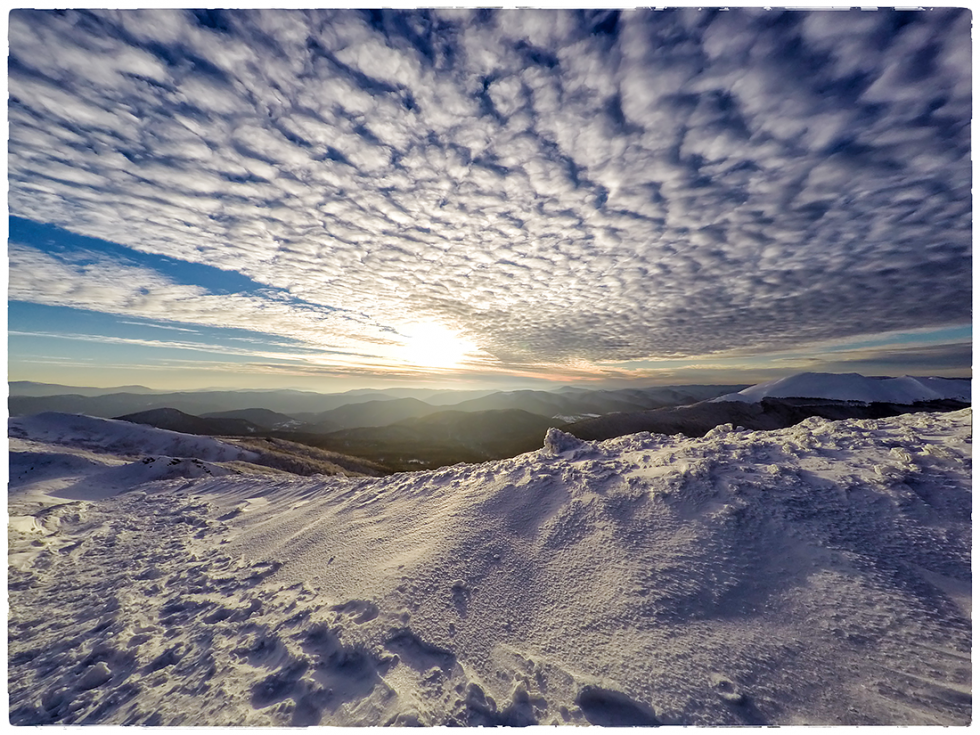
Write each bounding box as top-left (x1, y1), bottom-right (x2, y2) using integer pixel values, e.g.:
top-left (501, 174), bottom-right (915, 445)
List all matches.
top-left (712, 372), bottom-right (971, 405)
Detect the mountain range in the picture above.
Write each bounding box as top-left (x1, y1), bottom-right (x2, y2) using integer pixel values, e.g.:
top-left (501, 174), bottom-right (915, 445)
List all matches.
top-left (9, 383), bottom-right (748, 425)
top-left (303, 409), bottom-right (565, 472)
top-left (563, 373), bottom-right (970, 441)
top-left (11, 373), bottom-right (969, 474)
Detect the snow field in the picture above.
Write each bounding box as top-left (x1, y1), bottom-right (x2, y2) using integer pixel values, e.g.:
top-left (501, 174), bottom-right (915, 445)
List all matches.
top-left (7, 409), bottom-right (972, 725)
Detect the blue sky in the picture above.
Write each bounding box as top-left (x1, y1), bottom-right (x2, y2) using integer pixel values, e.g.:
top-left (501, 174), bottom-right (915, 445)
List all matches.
top-left (7, 8), bottom-right (972, 390)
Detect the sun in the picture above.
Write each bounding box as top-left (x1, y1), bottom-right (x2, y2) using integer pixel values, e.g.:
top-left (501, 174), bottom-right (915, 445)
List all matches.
top-left (397, 322), bottom-right (476, 369)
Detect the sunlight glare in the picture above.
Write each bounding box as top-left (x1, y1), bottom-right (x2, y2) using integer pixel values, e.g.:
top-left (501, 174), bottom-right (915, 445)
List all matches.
top-left (397, 322), bottom-right (476, 369)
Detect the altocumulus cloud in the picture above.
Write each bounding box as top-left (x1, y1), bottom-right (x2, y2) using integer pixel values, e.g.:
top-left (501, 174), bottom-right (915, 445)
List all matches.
top-left (8, 8), bottom-right (971, 372)
top-left (8, 242), bottom-right (413, 367)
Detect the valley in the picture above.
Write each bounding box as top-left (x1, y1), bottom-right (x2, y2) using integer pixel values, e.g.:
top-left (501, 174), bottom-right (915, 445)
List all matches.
top-left (15, 374), bottom-right (968, 474)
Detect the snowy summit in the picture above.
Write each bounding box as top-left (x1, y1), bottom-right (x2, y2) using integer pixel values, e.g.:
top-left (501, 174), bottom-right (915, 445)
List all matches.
top-left (8, 406), bottom-right (972, 726)
top-left (711, 372), bottom-right (971, 405)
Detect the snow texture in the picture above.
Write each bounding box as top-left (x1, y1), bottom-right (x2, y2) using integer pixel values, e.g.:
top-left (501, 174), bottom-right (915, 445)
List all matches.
top-left (8, 409), bottom-right (973, 726)
top-left (712, 372), bottom-right (971, 404)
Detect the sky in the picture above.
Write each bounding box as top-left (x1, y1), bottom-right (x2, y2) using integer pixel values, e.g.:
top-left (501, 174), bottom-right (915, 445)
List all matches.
top-left (6, 8), bottom-right (973, 391)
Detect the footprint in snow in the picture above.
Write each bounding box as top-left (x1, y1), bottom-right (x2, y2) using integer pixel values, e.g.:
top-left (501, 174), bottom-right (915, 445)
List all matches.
top-left (384, 629), bottom-right (457, 672)
top-left (575, 685), bottom-right (659, 726)
top-left (330, 599), bottom-right (379, 624)
top-left (450, 580), bottom-right (471, 618)
top-left (708, 673), bottom-right (745, 704)
top-left (708, 673), bottom-right (769, 724)
top-left (77, 661), bottom-right (112, 690)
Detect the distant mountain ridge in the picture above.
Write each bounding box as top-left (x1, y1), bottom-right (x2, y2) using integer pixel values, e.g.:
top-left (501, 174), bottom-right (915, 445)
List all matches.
top-left (114, 408), bottom-right (264, 437)
top-left (304, 397), bottom-right (443, 432)
top-left (566, 372), bottom-right (971, 442)
top-left (201, 408), bottom-right (302, 430)
top-left (305, 409), bottom-right (564, 472)
top-left (109, 404), bottom-right (565, 473)
top-left (9, 383), bottom-right (749, 421)
top-left (9, 381), bottom-right (159, 397)
top-left (9, 389), bottom-right (405, 419)
top-left (18, 372), bottom-right (970, 475)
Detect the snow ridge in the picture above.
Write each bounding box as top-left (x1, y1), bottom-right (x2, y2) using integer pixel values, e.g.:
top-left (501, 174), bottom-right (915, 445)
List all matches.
top-left (712, 372), bottom-right (971, 404)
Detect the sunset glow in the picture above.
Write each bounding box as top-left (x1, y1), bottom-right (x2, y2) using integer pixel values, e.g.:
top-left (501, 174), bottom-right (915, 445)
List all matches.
top-left (395, 322), bottom-right (478, 370)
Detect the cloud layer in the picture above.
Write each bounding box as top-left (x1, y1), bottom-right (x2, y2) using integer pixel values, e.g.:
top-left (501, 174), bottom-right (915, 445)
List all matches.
top-left (8, 9), bottom-right (972, 373)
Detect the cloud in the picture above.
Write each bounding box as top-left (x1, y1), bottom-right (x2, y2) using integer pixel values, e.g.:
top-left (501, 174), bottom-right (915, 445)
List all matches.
top-left (798, 341), bottom-right (973, 375)
top-left (10, 329), bottom-right (283, 360)
top-left (7, 8), bottom-right (972, 374)
top-left (117, 321), bottom-right (201, 334)
top-left (8, 243), bottom-right (390, 358)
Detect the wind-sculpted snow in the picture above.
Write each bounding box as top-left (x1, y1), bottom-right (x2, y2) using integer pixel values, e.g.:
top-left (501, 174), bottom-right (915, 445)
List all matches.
top-left (8, 410), bottom-right (972, 725)
top-left (541, 427), bottom-right (586, 456)
top-left (713, 372), bottom-right (971, 405)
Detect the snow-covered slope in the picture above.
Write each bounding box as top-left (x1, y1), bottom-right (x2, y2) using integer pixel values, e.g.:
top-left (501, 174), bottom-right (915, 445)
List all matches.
top-left (9, 440), bottom-right (236, 501)
top-left (9, 412), bottom-right (259, 463)
top-left (712, 372), bottom-right (971, 404)
top-left (8, 410), bottom-right (972, 726)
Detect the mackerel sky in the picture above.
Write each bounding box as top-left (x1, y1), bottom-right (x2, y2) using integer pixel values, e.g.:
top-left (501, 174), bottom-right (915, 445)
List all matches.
top-left (7, 8), bottom-right (972, 390)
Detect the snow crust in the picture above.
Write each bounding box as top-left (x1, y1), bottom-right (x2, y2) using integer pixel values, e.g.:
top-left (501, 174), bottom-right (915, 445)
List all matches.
top-left (712, 372), bottom-right (971, 404)
top-left (8, 409), bottom-right (973, 726)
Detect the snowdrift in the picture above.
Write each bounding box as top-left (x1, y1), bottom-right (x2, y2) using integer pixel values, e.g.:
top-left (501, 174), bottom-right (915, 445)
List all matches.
top-left (712, 372), bottom-right (971, 404)
top-left (8, 409), bottom-right (972, 726)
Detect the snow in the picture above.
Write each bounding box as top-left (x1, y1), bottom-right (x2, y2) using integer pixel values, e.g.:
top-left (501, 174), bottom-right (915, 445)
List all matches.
top-left (712, 372), bottom-right (971, 404)
top-left (8, 409), bottom-right (972, 726)
top-left (9, 412), bottom-right (259, 463)
top-left (552, 413), bottom-right (601, 423)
